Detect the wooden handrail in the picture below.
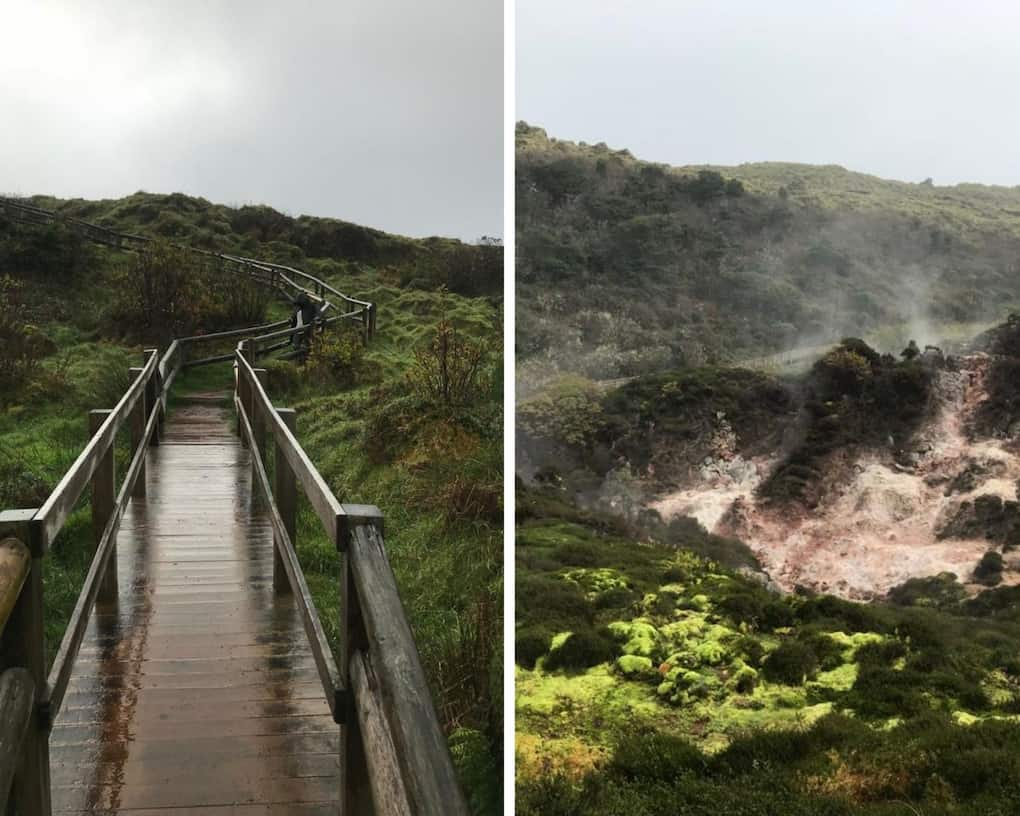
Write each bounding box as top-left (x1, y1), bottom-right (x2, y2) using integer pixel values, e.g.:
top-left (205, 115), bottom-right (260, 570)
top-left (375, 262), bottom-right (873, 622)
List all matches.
top-left (33, 349), bottom-right (158, 552)
top-left (235, 392), bottom-right (346, 720)
top-left (347, 524), bottom-right (469, 814)
top-left (0, 197), bottom-right (376, 342)
top-left (237, 351), bottom-right (346, 545)
top-left (46, 390), bottom-right (161, 716)
top-left (234, 349), bottom-right (470, 815)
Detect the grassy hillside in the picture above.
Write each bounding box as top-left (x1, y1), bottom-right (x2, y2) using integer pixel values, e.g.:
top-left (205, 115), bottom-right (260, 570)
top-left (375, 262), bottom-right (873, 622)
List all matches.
top-left (516, 122), bottom-right (1020, 389)
top-left (0, 193), bottom-right (502, 814)
top-left (516, 488), bottom-right (1020, 815)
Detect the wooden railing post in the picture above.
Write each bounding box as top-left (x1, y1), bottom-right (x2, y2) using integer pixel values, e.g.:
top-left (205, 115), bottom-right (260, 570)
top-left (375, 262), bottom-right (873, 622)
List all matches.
top-left (273, 409), bottom-right (296, 595)
top-left (0, 512), bottom-right (51, 816)
top-left (143, 349), bottom-right (159, 446)
top-left (341, 513), bottom-right (380, 816)
top-left (237, 343), bottom-right (251, 447)
top-left (344, 514), bottom-right (472, 815)
top-left (127, 370), bottom-right (147, 497)
top-left (89, 410), bottom-right (118, 604)
top-left (252, 369), bottom-right (268, 466)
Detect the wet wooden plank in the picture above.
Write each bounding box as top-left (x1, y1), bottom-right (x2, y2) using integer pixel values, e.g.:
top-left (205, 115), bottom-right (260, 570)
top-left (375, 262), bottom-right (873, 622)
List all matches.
top-left (50, 397), bottom-right (340, 813)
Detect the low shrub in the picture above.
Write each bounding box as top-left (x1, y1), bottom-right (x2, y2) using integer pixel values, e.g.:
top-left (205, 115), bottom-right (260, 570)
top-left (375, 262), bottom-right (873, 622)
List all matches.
top-left (516, 575), bottom-right (592, 631)
top-left (305, 323), bottom-right (372, 388)
top-left (974, 550), bottom-right (1005, 586)
top-left (516, 628), bottom-right (552, 669)
top-left (762, 640), bottom-right (818, 685)
top-left (544, 627), bottom-right (617, 671)
top-left (609, 731), bottom-right (707, 783)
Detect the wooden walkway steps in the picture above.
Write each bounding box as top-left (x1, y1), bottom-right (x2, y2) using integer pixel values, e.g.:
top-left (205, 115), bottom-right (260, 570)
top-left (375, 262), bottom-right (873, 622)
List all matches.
top-left (48, 393), bottom-right (339, 814)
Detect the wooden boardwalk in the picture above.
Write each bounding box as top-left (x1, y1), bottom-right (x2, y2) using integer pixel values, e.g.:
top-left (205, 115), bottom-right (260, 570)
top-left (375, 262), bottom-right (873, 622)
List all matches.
top-left (48, 394), bottom-right (340, 814)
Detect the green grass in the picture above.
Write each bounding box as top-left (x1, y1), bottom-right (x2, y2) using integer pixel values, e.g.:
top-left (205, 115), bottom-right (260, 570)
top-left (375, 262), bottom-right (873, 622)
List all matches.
top-left (0, 333), bottom-right (139, 662)
top-left (516, 485), bottom-right (1020, 813)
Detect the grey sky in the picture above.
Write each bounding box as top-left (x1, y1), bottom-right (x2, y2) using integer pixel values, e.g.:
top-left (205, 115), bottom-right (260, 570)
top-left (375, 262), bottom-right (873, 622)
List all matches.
top-left (1, 0), bottom-right (502, 241)
top-left (518, 0), bottom-right (1020, 187)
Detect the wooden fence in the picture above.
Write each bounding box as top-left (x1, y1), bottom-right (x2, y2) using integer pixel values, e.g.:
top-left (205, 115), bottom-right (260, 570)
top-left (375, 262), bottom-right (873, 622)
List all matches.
top-left (234, 340), bottom-right (468, 815)
top-left (0, 196), bottom-right (377, 343)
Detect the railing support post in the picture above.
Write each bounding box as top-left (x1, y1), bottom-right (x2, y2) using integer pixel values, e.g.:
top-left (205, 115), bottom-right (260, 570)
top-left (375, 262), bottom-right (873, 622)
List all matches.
top-left (340, 514), bottom-right (381, 816)
top-left (252, 369), bottom-right (268, 465)
top-left (0, 512), bottom-right (51, 816)
top-left (237, 343), bottom-right (251, 447)
top-left (143, 349), bottom-right (159, 447)
top-left (127, 369), bottom-right (147, 497)
top-left (273, 409), bottom-right (297, 595)
top-left (89, 410), bottom-right (118, 604)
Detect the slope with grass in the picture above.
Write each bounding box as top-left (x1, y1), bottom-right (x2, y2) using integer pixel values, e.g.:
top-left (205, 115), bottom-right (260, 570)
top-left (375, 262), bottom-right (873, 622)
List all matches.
top-left (516, 122), bottom-right (1020, 390)
top-left (516, 487), bottom-right (1020, 815)
top-left (0, 193), bottom-right (502, 814)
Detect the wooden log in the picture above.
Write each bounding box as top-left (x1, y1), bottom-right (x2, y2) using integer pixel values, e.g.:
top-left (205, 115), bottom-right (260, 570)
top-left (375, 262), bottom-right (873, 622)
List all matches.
top-left (0, 515), bottom-right (51, 816)
top-left (0, 538), bottom-right (29, 638)
top-left (347, 523), bottom-right (469, 815)
top-left (343, 550), bottom-right (372, 815)
top-left (273, 409), bottom-right (297, 595)
top-left (89, 410), bottom-right (118, 604)
top-left (0, 667), bottom-right (34, 809)
top-left (349, 652), bottom-right (407, 816)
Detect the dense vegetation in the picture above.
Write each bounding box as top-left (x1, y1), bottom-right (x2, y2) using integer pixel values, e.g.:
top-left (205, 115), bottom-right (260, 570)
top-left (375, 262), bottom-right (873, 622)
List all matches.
top-left (516, 122), bottom-right (1020, 388)
top-left (0, 193), bottom-right (502, 813)
top-left (516, 487), bottom-right (1020, 814)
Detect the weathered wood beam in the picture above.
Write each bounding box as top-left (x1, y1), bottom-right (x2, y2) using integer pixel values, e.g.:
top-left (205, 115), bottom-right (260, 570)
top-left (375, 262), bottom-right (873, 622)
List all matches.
top-left (348, 523), bottom-right (470, 815)
top-left (0, 668), bottom-right (35, 809)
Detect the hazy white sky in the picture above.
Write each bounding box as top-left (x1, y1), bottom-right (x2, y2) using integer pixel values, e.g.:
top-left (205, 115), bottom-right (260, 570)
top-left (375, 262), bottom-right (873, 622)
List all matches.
top-left (0, 0), bottom-right (502, 240)
top-left (517, 0), bottom-right (1020, 187)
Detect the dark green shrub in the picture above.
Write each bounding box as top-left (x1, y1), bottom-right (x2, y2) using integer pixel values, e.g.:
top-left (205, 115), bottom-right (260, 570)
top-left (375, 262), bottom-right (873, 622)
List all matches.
top-left (975, 550), bottom-right (1005, 586)
top-left (544, 628), bottom-right (617, 671)
top-left (306, 323), bottom-right (371, 388)
top-left (609, 731), bottom-right (706, 783)
top-left (516, 575), bottom-right (592, 630)
top-left (844, 664), bottom-right (927, 719)
top-left (735, 636), bottom-right (766, 668)
top-left (551, 541), bottom-right (601, 567)
top-left (515, 628), bottom-right (551, 669)
top-left (407, 315), bottom-right (493, 412)
top-left (888, 572), bottom-right (966, 607)
top-left (594, 586), bottom-right (638, 610)
top-left (719, 590), bottom-right (793, 631)
top-left (762, 641), bottom-right (818, 685)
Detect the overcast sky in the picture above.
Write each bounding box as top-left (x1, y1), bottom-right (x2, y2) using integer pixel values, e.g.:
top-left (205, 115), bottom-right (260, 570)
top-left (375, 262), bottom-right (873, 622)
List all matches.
top-left (0, 0), bottom-right (502, 240)
top-left (518, 1), bottom-right (1020, 187)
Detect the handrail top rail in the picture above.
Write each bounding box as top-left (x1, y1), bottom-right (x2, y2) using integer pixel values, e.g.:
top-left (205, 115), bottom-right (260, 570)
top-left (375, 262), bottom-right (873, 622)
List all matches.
top-left (235, 350), bottom-right (347, 547)
top-left (236, 257), bottom-right (373, 309)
